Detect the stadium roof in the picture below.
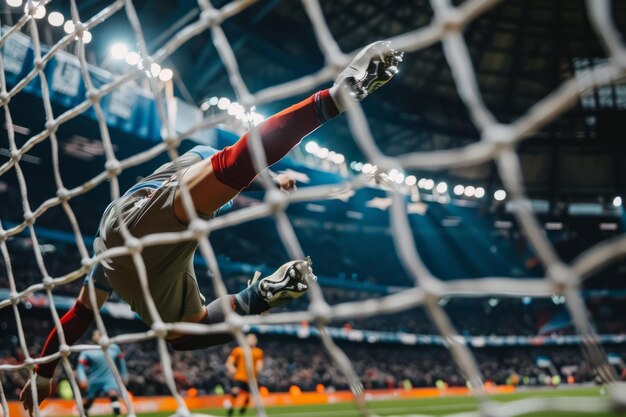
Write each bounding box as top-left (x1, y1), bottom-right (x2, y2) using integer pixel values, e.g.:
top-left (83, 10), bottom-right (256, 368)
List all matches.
top-left (3, 0), bottom-right (626, 205)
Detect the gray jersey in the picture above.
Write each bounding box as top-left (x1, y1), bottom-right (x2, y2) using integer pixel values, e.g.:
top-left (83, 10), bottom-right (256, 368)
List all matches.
top-left (87, 146), bottom-right (231, 325)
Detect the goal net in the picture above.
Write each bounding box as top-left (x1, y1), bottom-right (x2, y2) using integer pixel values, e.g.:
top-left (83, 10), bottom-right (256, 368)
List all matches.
top-left (1, 1), bottom-right (625, 417)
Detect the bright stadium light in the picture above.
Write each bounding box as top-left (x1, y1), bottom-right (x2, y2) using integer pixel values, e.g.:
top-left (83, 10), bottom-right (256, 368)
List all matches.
top-left (200, 101), bottom-right (210, 111)
top-left (474, 187), bottom-right (485, 198)
top-left (494, 189), bottom-right (507, 201)
top-left (333, 153), bottom-right (345, 164)
top-left (353, 162), bottom-right (363, 172)
top-left (217, 97), bottom-right (230, 110)
top-left (316, 147), bottom-right (329, 159)
top-left (227, 102), bottom-right (241, 116)
top-left (250, 112), bottom-right (265, 125)
top-left (394, 173), bottom-right (405, 184)
top-left (417, 178), bottom-right (426, 188)
top-left (436, 182), bottom-right (448, 194)
top-left (6, 0), bottom-right (22, 8)
top-left (63, 20), bottom-right (75, 34)
top-left (159, 68), bottom-right (173, 81)
top-left (47, 11), bottom-right (64, 26)
top-left (149, 62), bottom-right (161, 77)
top-left (423, 179), bottom-right (434, 191)
top-left (405, 175), bottom-right (417, 186)
top-left (464, 185), bottom-right (475, 197)
top-left (453, 184), bottom-right (464, 196)
top-left (82, 31), bottom-right (92, 44)
top-left (125, 51), bottom-right (140, 65)
top-left (305, 141), bottom-right (319, 154)
top-left (613, 196), bottom-right (622, 207)
top-left (33, 4), bottom-right (45, 19)
top-left (110, 43), bottom-right (128, 60)
top-left (209, 96), bottom-right (219, 106)
top-left (362, 163), bottom-right (373, 174)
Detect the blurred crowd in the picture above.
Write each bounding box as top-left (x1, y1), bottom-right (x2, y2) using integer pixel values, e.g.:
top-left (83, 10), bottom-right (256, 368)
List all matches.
top-left (2, 237), bottom-right (626, 338)
top-left (1, 314), bottom-right (625, 401)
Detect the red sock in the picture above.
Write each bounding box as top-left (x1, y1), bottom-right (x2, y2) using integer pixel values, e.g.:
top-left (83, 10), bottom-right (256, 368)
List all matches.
top-left (36, 301), bottom-right (94, 378)
top-left (211, 89), bottom-right (340, 190)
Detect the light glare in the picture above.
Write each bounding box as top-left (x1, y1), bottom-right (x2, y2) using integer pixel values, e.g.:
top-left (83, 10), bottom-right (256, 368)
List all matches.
top-left (63, 20), bottom-right (75, 34)
top-left (33, 4), bottom-right (45, 19)
top-left (494, 189), bottom-right (506, 201)
top-left (110, 43), bottom-right (128, 60)
top-left (150, 62), bottom-right (161, 77)
top-left (217, 97), bottom-right (230, 110)
top-left (405, 175), bottom-right (417, 186)
top-left (453, 185), bottom-right (464, 195)
top-left (474, 187), bottom-right (485, 198)
top-left (436, 182), bottom-right (448, 194)
top-left (316, 147), bottom-right (329, 159)
top-left (305, 141), bottom-right (319, 154)
top-left (125, 51), bottom-right (140, 65)
top-left (464, 185), bottom-right (476, 197)
top-left (7, 0), bottom-right (22, 8)
top-left (613, 196), bottom-right (622, 207)
top-left (158, 68), bottom-right (173, 81)
top-left (48, 11), bottom-right (64, 26)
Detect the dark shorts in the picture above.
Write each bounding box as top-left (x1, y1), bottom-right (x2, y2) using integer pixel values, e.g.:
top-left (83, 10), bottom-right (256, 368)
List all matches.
top-left (88, 152), bottom-right (209, 325)
top-left (232, 380), bottom-right (250, 392)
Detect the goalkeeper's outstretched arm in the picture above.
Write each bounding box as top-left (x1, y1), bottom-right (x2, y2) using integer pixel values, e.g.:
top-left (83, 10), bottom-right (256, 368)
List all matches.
top-left (19, 286), bottom-right (110, 417)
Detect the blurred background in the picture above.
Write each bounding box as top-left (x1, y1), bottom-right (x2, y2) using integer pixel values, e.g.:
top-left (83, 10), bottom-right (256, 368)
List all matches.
top-left (0, 0), bottom-right (625, 403)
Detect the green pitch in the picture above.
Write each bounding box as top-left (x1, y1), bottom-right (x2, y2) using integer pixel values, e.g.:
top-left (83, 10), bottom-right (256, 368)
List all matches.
top-left (131, 387), bottom-right (623, 417)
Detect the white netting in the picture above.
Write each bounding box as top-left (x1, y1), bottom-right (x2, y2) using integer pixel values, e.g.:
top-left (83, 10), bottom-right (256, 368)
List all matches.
top-left (0, 1), bottom-right (625, 417)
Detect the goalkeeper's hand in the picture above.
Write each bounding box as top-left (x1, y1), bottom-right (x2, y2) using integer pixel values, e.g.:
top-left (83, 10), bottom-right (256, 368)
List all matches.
top-left (20, 376), bottom-right (52, 417)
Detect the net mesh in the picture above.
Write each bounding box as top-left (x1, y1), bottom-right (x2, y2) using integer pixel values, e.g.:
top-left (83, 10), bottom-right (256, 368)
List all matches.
top-left (0, 0), bottom-right (625, 417)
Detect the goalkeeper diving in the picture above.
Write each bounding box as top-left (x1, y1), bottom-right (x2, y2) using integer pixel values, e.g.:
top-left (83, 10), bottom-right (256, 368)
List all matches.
top-left (20, 41), bottom-right (402, 415)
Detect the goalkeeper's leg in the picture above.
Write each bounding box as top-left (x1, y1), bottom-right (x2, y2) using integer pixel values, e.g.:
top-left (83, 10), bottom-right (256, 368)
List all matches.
top-left (171, 259), bottom-right (316, 351)
top-left (173, 41), bottom-right (402, 224)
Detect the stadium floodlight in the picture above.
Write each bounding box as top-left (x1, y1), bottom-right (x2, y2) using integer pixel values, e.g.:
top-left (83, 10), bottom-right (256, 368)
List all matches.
top-left (82, 31), bottom-right (92, 44)
top-left (453, 184), bottom-right (464, 195)
top-left (362, 163), bottom-right (373, 174)
top-left (159, 68), bottom-right (173, 82)
top-left (33, 4), bottom-right (45, 19)
top-left (464, 185), bottom-right (475, 197)
top-left (333, 153), bottom-right (345, 164)
top-left (125, 51), bottom-right (140, 65)
top-left (436, 182), bottom-right (448, 194)
top-left (394, 173), bottom-right (405, 184)
top-left (304, 141), bottom-right (318, 154)
top-left (150, 62), bottom-right (161, 77)
top-left (613, 196), bottom-right (622, 207)
top-left (316, 147), bottom-right (329, 159)
top-left (250, 112), bottom-right (265, 125)
top-left (227, 102), bottom-right (242, 116)
top-left (474, 187), bottom-right (485, 198)
top-left (209, 96), bottom-right (219, 106)
top-left (110, 43), bottom-right (128, 60)
top-left (423, 179), bottom-right (434, 191)
top-left (353, 162), bottom-right (363, 172)
top-left (6, 0), bottom-right (22, 8)
top-left (217, 97), bottom-right (230, 110)
top-left (47, 11), bottom-right (64, 27)
top-left (405, 175), bottom-right (417, 186)
top-left (63, 20), bottom-right (75, 34)
top-left (494, 189), bottom-right (507, 201)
